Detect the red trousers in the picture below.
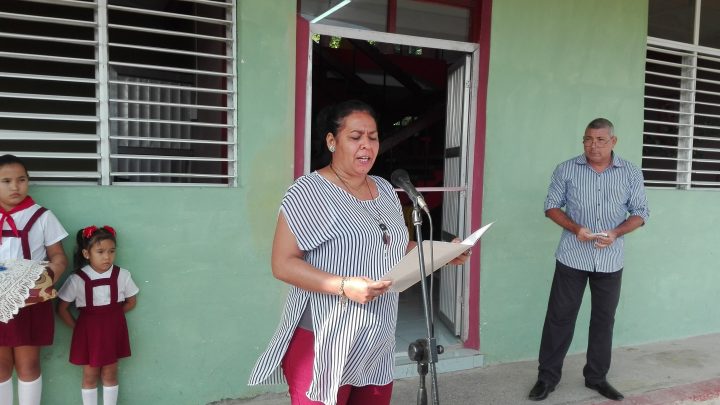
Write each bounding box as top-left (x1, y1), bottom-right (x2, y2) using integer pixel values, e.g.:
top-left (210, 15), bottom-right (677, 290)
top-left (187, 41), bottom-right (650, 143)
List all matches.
top-left (281, 327), bottom-right (393, 405)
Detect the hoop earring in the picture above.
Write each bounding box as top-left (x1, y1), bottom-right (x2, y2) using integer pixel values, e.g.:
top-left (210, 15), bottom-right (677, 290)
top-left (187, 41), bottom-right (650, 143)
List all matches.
top-left (329, 145), bottom-right (336, 153)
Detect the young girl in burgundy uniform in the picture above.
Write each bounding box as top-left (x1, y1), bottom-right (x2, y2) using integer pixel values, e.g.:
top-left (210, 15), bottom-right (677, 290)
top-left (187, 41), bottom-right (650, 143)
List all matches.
top-left (57, 226), bottom-right (138, 405)
top-left (0, 154), bottom-right (69, 405)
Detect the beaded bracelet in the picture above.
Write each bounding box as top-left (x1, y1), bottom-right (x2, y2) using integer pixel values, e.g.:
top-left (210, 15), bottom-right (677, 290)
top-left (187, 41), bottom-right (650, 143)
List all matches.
top-left (338, 277), bottom-right (348, 305)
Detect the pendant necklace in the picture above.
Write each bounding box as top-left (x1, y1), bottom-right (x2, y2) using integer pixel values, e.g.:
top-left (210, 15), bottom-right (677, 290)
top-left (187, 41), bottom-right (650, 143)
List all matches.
top-left (329, 164), bottom-right (391, 252)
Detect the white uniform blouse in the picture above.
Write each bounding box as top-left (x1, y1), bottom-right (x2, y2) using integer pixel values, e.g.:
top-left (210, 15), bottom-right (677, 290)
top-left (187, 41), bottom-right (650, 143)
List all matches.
top-left (0, 204), bottom-right (68, 261)
top-left (58, 265), bottom-right (139, 307)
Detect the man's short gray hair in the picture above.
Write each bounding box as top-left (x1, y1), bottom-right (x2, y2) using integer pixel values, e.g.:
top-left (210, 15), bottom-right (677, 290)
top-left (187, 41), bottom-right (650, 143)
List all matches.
top-left (586, 118), bottom-right (615, 136)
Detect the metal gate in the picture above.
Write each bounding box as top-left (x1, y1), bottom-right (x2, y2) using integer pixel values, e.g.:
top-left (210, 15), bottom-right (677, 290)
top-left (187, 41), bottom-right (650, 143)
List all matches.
top-left (438, 55), bottom-right (472, 335)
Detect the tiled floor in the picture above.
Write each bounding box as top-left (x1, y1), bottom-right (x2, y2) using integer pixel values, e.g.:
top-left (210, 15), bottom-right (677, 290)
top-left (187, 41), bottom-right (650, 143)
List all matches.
top-left (395, 282), bottom-right (461, 354)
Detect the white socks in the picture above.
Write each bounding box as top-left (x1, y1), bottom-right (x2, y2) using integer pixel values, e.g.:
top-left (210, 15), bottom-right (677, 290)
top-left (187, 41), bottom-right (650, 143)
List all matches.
top-left (6, 378), bottom-right (117, 405)
top-left (18, 375), bottom-right (42, 405)
top-left (81, 386), bottom-right (118, 405)
top-left (82, 387), bottom-right (98, 405)
top-left (103, 385), bottom-right (118, 405)
top-left (0, 378), bottom-right (13, 405)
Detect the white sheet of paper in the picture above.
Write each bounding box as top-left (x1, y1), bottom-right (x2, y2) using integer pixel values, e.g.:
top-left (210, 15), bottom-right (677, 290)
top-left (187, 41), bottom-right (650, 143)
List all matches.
top-left (382, 222), bottom-right (494, 292)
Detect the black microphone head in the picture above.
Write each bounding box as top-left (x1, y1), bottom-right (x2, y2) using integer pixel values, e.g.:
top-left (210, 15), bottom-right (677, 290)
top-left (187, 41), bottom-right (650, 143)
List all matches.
top-left (390, 169), bottom-right (410, 188)
top-left (390, 168), bottom-right (429, 213)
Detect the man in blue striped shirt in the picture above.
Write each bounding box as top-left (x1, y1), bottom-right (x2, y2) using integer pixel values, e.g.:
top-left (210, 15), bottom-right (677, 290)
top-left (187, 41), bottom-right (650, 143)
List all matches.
top-left (528, 118), bottom-right (650, 402)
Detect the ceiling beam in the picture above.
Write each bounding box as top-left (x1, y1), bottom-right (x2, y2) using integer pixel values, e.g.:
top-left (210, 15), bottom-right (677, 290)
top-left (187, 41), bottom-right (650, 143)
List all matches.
top-left (347, 38), bottom-right (425, 96)
top-left (379, 105), bottom-right (444, 155)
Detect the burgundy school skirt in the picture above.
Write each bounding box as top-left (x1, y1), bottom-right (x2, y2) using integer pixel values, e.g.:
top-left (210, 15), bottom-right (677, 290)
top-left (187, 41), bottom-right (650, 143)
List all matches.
top-left (0, 301), bottom-right (54, 347)
top-left (70, 303), bottom-right (130, 367)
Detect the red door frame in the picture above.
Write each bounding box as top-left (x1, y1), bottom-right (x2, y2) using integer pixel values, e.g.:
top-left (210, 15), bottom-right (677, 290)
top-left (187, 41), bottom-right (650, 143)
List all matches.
top-left (294, 15), bottom-right (310, 180)
top-left (465, 0), bottom-right (492, 351)
top-left (293, 0), bottom-right (493, 351)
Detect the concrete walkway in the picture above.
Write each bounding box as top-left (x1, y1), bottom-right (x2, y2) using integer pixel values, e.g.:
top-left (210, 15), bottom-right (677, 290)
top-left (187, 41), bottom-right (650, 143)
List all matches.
top-left (223, 333), bottom-right (720, 405)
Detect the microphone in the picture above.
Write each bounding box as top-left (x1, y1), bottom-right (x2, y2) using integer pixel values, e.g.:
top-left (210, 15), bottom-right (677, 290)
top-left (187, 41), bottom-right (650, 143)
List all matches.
top-left (390, 169), bottom-right (430, 214)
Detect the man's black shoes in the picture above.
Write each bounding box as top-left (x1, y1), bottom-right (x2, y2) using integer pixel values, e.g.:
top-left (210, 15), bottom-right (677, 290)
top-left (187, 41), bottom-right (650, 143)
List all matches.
top-left (585, 380), bottom-right (624, 401)
top-left (528, 380), bottom-right (555, 401)
top-left (529, 379), bottom-right (623, 401)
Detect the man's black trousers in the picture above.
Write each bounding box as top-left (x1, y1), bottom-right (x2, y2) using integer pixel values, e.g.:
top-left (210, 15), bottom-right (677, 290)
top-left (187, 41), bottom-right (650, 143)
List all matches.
top-left (537, 260), bottom-right (623, 386)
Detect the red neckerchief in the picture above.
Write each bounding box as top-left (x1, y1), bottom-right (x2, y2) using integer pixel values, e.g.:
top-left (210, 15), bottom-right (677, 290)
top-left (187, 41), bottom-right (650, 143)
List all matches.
top-left (0, 196), bottom-right (36, 244)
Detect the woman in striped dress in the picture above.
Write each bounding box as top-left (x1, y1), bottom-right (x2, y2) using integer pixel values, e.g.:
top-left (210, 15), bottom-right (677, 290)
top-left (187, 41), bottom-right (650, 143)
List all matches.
top-left (249, 100), bottom-right (413, 405)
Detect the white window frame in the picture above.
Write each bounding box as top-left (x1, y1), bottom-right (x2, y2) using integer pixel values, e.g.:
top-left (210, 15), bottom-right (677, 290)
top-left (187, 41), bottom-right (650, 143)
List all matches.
top-left (0, 0), bottom-right (237, 187)
top-left (643, 0), bottom-right (720, 190)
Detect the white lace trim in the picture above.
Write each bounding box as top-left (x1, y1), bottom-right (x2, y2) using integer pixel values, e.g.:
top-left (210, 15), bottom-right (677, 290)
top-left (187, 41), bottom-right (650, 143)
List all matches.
top-left (0, 259), bottom-right (47, 323)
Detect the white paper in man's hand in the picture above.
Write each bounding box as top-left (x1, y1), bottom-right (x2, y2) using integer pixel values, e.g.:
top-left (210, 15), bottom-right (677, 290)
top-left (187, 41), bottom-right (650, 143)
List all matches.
top-left (382, 222), bottom-right (494, 292)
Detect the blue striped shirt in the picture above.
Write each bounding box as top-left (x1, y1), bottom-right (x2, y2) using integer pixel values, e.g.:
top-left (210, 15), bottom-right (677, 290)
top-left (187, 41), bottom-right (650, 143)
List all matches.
top-left (544, 153), bottom-right (649, 273)
top-left (248, 172), bottom-right (409, 405)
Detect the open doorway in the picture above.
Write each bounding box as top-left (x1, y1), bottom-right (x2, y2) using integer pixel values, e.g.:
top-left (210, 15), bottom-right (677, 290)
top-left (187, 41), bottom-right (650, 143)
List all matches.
top-left (301, 23), bottom-right (479, 354)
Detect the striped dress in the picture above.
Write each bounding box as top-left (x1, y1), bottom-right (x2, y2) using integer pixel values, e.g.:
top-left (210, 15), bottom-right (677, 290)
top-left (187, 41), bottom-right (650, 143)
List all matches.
top-left (248, 172), bottom-right (409, 405)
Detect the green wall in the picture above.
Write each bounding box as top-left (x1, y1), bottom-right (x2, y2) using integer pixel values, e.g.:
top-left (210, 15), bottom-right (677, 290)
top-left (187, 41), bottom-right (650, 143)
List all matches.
top-left (26, 1), bottom-right (296, 403)
top-left (480, 0), bottom-right (720, 365)
top-left (16, 0), bottom-right (720, 402)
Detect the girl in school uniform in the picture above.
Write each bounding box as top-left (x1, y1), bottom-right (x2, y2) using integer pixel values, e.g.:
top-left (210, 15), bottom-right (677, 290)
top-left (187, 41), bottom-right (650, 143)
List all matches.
top-left (57, 226), bottom-right (139, 405)
top-left (0, 154), bottom-right (69, 405)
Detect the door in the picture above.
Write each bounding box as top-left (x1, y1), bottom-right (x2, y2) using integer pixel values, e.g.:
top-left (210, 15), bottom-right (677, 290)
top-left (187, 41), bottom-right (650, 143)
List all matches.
top-left (438, 55), bottom-right (472, 335)
top-left (303, 23), bottom-right (479, 346)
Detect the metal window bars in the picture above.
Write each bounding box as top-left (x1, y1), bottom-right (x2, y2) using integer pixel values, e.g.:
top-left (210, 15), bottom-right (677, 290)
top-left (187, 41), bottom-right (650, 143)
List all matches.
top-left (642, 38), bottom-right (720, 189)
top-left (0, 0), bottom-right (237, 186)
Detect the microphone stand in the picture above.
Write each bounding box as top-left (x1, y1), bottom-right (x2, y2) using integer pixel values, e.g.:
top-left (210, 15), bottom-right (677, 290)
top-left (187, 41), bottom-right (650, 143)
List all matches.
top-left (407, 203), bottom-right (443, 405)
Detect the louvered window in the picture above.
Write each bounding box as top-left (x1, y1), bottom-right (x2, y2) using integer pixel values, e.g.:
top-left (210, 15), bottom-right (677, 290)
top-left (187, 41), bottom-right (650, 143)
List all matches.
top-left (0, 0), bottom-right (236, 186)
top-left (643, 0), bottom-right (720, 189)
